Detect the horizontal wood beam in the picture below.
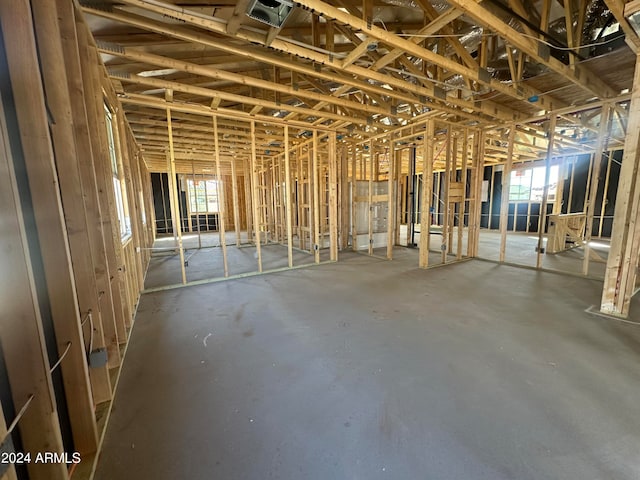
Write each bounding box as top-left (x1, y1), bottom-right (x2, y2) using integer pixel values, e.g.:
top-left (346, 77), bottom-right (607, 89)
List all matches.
top-left (446, 0), bottom-right (618, 99)
top-left (119, 93), bottom-right (341, 132)
top-left (97, 43), bottom-right (401, 119)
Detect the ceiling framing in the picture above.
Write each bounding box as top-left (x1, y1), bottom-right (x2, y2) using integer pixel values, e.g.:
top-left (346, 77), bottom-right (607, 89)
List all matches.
top-left (82, 0), bottom-right (639, 172)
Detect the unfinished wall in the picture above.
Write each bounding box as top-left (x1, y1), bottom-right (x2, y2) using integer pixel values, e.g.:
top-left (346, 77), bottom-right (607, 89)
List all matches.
top-left (0, 1), bottom-right (153, 479)
top-left (479, 151), bottom-right (622, 237)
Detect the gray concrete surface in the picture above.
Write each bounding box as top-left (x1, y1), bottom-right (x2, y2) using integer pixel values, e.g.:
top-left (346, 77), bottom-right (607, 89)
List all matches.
top-left (145, 232), bottom-right (328, 289)
top-left (96, 249), bottom-right (640, 480)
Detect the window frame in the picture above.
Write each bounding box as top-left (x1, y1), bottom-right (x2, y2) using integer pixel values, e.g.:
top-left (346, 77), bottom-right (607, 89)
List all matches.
top-left (104, 104), bottom-right (132, 242)
top-left (187, 177), bottom-right (220, 214)
top-left (508, 164), bottom-right (559, 203)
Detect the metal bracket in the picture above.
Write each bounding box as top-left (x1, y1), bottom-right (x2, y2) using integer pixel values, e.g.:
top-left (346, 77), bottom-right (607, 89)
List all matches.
top-left (478, 68), bottom-right (491, 83)
top-left (88, 348), bottom-right (108, 369)
top-left (434, 87), bottom-right (446, 100)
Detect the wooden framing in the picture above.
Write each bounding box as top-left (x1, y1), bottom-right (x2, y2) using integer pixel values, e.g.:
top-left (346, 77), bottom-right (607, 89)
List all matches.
top-left (1, 1), bottom-right (100, 471)
top-left (328, 132), bottom-right (339, 261)
top-left (7, 0), bottom-right (640, 467)
top-left (250, 121), bottom-right (263, 272)
top-left (536, 116), bottom-right (558, 269)
top-left (166, 107), bottom-right (187, 284)
top-left (583, 104), bottom-right (612, 275)
top-left (0, 66), bottom-right (69, 480)
top-left (499, 126), bottom-right (517, 262)
top-left (213, 116), bottom-right (229, 277)
top-left (33, 0), bottom-right (113, 403)
top-left (313, 131), bottom-right (321, 263)
top-left (419, 120), bottom-right (435, 268)
top-left (601, 55), bottom-right (640, 317)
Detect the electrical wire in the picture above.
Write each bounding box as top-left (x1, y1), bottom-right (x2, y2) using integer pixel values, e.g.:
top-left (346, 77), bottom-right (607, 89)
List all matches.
top-left (87, 311), bottom-right (94, 356)
top-left (49, 342), bottom-right (72, 374)
top-left (518, 32), bottom-right (622, 51)
top-left (397, 31), bottom-right (623, 52)
top-left (4, 395), bottom-right (34, 437)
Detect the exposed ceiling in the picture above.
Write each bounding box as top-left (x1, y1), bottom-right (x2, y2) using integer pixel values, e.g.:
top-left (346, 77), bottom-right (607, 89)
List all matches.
top-left (81, 0), bottom-right (638, 171)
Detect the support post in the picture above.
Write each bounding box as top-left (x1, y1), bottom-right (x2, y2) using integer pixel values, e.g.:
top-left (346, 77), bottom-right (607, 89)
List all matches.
top-left (213, 116), bottom-right (229, 276)
top-left (328, 131), bottom-right (339, 261)
top-left (419, 120), bottom-right (434, 267)
top-left (536, 115), bottom-right (557, 269)
top-left (442, 130), bottom-right (451, 264)
top-left (387, 142), bottom-right (396, 260)
top-left (499, 126), bottom-right (516, 262)
top-left (250, 121), bottom-right (263, 272)
top-left (601, 55), bottom-right (640, 316)
top-left (192, 162), bottom-right (202, 249)
top-left (313, 130), bottom-right (321, 263)
top-left (284, 126), bottom-right (294, 267)
top-left (583, 104), bottom-right (612, 275)
top-left (458, 129), bottom-right (469, 260)
top-left (368, 140), bottom-right (374, 255)
top-left (340, 144), bottom-right (349, 250)
top-left (352, 146), bottom-right (358, 251)
top-left (0, 1), bottom-right (83, 475)
top-left (468, 130), bottom-right (484, 257)
top-left (166, 107), bottom-right (187, 284)
top-left (231, 159), bottom-right (241, 246)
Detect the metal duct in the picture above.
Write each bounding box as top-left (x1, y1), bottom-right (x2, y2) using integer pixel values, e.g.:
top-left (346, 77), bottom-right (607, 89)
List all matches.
top-left (379, 0), bottom-right (419, 8)
top-left (583, 0), bottom-right (615, 42)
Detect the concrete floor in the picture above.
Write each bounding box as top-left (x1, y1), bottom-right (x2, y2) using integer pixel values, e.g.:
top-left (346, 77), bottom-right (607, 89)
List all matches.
top-left (96, 249), bottom-right (640, 480)
top-left (145, 232), bottom-right (329, 289)
top-left (147, 227), bottom-right (608, 290)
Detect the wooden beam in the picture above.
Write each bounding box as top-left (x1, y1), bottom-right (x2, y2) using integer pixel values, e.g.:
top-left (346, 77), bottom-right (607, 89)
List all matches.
top-left (419, 120), bottom-right (435, 267)
top-left (386, 144), bottom-right (395, 260)
top-left (213, 116), bottom-right (229, 276)
top-left (0, 77), bottom-right (67, 480)
top-left (33, 0), bottom-right (114, 404)
top-left (230, 159), bottom-right (242, 246)
top-left (226, 0), bottom-right (251, 35)
top-left (1, 1), bottom-right (95, 473)
top-left (166, 108), bottom-right (187, 284)
top-left (61, 0), bottom-right (123, 372)
top-left (368, 141), bottom-right (374, 255)
top-left (499, 126), bottom-right (516, 262)
top-left (250, 121), bottom-right (263, 271)
top-left (111, 73), bottom-right (365, 125)
top-left (446, 0), bottom-right (617, 99)
top-left (601, 55), bottom-right (640, 316)
top-left (468, 130), bottom-right (484, 257)
top-left (87, 3), bottom-right (520, 121)
top-left (284, 126), bottom-right (294, 266)
top-left (120, 93), bottom-right (340, 132)
top-left (583, 104), bottom-right (612, 275)
top-left (442, 130), bottom-right (452, 264)
top-left (606, 0), bottom-right (640, 53)
top-left (536, 115), bottom-right (557, 269)
top-left (329, 132), bottom-right (339, 261)
top-left (291, 0), bottom-right (561, 110)
top-left (98, 45), bottom-right (397, 119)
top-left (77, 19), bottom-right (131, 351)
top-left (457, 129), bottom-right (469, 260)
top-left (372, 7), bottom-right (463, 71)
top-left (85, 7), bottom-right (423, 110)
top-left (309, 138), bottom-right (319, 258)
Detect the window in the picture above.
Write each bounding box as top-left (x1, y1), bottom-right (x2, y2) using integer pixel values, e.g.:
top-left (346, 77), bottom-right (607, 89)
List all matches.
top-left (509, 165), bottom-right (559, 202)
top-left (187, 178), bottom-right (220, 213)
top-left (105, 105), bottom-right (131, 240)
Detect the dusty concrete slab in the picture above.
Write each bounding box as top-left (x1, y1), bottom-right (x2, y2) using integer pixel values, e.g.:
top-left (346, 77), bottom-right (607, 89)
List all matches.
top-left (96, 250), bottom-right (640, 480)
